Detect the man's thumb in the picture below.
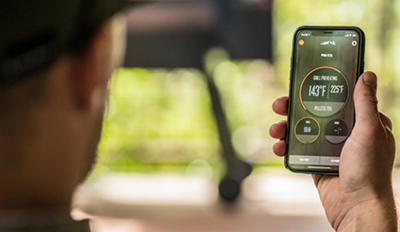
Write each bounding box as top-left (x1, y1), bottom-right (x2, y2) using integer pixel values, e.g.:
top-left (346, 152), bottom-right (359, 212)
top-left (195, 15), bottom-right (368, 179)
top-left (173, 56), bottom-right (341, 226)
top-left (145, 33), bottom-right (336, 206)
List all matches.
top-left (354, 72), bottom-right (380, 124)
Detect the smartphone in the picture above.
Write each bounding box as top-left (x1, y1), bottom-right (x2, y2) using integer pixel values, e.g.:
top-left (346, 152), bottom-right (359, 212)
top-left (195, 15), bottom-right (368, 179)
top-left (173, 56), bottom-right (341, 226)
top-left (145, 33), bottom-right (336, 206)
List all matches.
top-left (285, 26), bottom-right (365, 174)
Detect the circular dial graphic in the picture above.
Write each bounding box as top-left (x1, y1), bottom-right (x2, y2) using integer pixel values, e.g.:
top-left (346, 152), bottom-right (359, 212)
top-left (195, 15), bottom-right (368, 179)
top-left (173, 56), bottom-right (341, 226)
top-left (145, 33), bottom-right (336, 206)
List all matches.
top-left (295, 117), bottom-right (320, 144)
top-left (325, 119), bottom-right (349, 144)
top-left (300, 66), bottom-right (349, 117)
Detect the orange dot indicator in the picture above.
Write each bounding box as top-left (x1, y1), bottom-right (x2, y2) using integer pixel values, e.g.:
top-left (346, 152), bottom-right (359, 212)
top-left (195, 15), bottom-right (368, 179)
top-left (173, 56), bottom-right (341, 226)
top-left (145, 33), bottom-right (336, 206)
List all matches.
top-left (299, 40), bottom-right (305, 46)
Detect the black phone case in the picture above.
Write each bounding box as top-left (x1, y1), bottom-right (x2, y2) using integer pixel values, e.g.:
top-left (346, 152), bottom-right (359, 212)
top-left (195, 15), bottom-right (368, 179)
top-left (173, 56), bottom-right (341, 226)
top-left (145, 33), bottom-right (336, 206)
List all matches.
top-left (285, 26), bottom-right (365, 175)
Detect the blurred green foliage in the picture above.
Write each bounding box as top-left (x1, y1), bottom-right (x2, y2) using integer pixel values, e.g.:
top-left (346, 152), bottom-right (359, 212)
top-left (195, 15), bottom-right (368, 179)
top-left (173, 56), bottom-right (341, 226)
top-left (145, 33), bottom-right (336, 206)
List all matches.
top-left (95, 68), bottom-right (219, 174)
top-left (91, 0), bottom-right (400, 178)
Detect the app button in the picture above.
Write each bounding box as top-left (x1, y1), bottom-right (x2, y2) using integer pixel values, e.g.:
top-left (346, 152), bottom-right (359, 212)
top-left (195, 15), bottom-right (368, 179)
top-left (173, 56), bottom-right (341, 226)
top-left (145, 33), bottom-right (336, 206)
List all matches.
top-left (295, 117), bottom-right (320, 144)
top-left (325, 119), bottom-right (349, 144)
top-left (289, 155), bottom-right (320, 165)
top-left (320, 157), bottom-right (340, 166)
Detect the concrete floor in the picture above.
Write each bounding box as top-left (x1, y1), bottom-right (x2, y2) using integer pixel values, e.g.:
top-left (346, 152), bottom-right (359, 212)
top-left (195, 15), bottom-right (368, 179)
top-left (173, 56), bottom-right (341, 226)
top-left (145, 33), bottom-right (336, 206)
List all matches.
top-left (72, 168), bottom-right (400, 232)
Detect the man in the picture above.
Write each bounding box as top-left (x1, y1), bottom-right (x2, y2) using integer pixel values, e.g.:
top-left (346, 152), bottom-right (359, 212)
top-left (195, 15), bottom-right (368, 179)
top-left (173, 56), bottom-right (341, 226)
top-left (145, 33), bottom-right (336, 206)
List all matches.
top-left (0, 1), bottom-right (397, 232)
top-left (0, 0), bottom-right (131, 231)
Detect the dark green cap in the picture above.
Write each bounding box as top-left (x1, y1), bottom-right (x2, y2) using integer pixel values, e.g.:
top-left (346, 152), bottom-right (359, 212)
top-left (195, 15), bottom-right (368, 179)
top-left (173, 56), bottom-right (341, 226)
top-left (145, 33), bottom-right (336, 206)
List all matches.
top-left (0, 0), bottom-right (135, 82)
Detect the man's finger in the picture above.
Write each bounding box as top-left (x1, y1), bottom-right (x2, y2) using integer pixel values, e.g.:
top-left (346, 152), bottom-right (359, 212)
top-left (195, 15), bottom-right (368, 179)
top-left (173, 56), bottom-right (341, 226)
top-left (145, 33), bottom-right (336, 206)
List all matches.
top-left (312, 174), bottom-right (323, 188)
top-left (354, 72), bottom-right (380, 125)
top-left (273, 140), bottom-right (286, 157)
top-left (272, 96), bottom-right (289, 116)
top-left (269, 121), bottom-right (287, 140)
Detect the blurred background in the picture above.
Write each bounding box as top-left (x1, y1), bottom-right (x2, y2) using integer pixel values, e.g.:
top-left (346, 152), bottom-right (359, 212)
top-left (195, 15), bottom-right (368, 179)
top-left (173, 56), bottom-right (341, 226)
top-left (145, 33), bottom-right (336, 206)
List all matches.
top-left (73, 0), bottom-right (400, 231)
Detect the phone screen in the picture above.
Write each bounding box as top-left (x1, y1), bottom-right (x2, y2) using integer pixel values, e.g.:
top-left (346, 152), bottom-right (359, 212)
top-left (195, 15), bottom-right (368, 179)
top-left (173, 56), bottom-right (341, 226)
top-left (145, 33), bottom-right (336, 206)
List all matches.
top-left (286, 28), bottom-right (364, 173)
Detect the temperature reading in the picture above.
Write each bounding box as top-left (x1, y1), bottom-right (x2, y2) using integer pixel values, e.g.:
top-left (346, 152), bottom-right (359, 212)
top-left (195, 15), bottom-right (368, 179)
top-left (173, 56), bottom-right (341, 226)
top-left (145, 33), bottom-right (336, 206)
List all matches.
top-left (309, 85), bottom-right (327, 97)
top-left (331, 85), bottom-right (344, 94)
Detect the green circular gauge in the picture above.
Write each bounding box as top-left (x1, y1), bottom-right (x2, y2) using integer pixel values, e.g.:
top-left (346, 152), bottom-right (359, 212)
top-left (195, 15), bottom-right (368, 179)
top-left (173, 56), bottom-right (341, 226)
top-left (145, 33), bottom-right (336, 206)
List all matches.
top-left (295, 117), bottom-right (320, 144)
top-left (300, 66), bottom-right (349, 117)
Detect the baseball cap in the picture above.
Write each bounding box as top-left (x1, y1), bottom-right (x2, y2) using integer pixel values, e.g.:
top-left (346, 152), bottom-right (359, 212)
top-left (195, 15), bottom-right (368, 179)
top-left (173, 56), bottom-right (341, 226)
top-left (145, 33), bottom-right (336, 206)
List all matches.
top-left (0, 0), bottom-right (141, 82)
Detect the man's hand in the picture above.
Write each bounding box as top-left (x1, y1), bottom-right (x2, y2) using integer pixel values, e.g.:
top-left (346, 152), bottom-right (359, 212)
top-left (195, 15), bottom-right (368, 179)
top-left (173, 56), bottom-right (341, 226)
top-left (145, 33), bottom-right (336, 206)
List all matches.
top-left (270, 72), bottom-right (398, 231)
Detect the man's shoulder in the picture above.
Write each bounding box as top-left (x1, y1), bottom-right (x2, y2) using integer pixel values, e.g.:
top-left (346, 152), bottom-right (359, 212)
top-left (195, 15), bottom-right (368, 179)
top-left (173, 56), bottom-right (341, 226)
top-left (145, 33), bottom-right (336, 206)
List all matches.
top-left (0, 208), bottom-right (91, 232)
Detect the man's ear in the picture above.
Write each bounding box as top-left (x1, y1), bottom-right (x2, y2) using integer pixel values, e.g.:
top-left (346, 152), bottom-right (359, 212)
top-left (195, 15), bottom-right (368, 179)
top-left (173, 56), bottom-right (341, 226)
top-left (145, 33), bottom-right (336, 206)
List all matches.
top-left (70, 24), bottom-right (113, 112)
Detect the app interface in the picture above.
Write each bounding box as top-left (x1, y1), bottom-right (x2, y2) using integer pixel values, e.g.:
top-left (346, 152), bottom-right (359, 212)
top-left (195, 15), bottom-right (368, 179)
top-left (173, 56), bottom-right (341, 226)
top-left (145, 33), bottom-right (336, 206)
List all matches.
top-left (288, 29), bottom-right (361, 172)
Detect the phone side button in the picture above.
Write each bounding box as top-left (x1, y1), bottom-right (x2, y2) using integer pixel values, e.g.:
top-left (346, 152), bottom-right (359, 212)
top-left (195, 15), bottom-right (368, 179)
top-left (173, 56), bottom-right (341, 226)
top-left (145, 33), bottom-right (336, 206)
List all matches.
top-left (360, 61), bottom-right (365, 74)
